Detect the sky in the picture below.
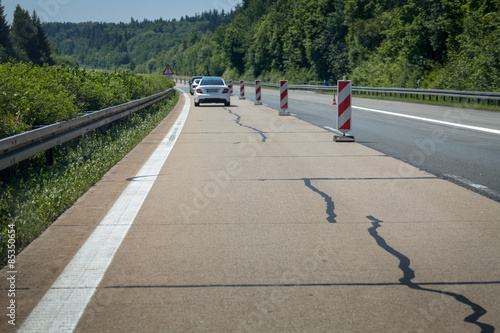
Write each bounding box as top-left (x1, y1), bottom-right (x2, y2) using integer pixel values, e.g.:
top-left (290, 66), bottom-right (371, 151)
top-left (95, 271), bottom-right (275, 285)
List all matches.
top-left (3, 0), bottom-right (240, 23)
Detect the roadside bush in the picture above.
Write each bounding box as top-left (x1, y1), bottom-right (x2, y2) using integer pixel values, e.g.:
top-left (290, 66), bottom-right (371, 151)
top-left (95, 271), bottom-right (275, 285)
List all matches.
top-left (0, 63), bottom-right (174, 139)
top-left (0, 63), bottom-right (78, 137)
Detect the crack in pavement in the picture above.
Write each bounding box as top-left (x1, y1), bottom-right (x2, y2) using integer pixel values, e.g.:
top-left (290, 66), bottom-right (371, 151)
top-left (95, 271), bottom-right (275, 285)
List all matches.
top-left (367, 215), bottom-right (494, 332)
top-left (225, 108), bottom-right (267, 143)
top-left (303, 178), bottom-right (337, 223)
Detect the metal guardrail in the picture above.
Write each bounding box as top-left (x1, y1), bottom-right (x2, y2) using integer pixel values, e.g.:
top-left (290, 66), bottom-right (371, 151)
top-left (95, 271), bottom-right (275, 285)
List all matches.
top-left (261, 83), bottom-right (500, 103)
top-left (0, 88), bottom-right (174, 171)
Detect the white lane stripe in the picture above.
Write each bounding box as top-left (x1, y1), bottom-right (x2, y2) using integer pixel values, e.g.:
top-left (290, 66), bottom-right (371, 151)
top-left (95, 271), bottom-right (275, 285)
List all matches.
top-left (324, 126), bottom-right (343, 135)
top-left (19, 89), bottom-right (190, 332)
top-left (354, 106), bottom-right (500, 135)
top-left (444, 173), bottom-right (499, 198)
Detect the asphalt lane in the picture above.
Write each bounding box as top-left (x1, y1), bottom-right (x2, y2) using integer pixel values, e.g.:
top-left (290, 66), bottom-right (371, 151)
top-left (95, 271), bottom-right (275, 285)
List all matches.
top-left (242, 86), bottom-right (500, 202)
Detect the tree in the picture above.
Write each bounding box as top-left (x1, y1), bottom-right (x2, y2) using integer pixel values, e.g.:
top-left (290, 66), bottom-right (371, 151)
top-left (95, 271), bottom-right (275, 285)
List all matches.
top-left (9, 5), bottom-right (53, 65)
top-left (0, 7), bottom-right (9, 60)
top-left (32, 12), bottom-right (54, 65)
top-left (10, 5), bottom-right (36, 62)
top-left (0, 0), bottom-right (14, 61)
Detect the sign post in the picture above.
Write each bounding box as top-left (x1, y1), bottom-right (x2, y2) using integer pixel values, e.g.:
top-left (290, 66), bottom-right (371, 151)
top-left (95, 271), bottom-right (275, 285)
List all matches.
top-left (334, 80), bottom-right (355, 142)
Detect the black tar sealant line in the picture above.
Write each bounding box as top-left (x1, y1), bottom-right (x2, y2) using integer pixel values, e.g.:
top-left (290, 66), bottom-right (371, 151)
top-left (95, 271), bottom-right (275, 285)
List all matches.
top-left (367, 215), bottom-right (494, 333)
top-left (225, 108), bottom-right (267, 143)
top-left (303, 178), bottom-right (337, 223)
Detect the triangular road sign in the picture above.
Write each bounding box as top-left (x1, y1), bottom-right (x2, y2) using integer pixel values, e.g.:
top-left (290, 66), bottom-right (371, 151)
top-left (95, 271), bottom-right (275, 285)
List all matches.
top-left (163, 64), bottom-right (174, 76)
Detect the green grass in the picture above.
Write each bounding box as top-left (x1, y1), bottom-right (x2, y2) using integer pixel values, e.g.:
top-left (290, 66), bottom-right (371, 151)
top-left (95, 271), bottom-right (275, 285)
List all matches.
top-left (0, 91), bottom-right (179, 267)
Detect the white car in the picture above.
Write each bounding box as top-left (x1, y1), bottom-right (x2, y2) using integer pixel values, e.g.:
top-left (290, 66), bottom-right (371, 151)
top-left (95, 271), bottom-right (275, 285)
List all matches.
top-left (189, 76), bottom-right (202, 95)
top-left (194, 77), bottom-right (231, 107)
top-left (191, 79), bottom-right (201, 95)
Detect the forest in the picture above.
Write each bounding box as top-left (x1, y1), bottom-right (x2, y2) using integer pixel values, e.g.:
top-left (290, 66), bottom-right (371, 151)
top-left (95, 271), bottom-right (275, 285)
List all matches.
top-left (2, 0), bottom-right (500, 91)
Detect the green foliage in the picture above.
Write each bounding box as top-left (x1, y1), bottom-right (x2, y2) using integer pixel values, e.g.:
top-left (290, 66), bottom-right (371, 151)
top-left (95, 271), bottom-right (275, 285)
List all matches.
top-left (0, 92), bottom-right (179, 267)
top-left (344, 0), bottom-right (499, 90)
top-left (0, 63), bottom-right (78, 137)
top-left (426, 0), bottom-right (500, 90)
top-left (0, 63), bottom-right (173, 138)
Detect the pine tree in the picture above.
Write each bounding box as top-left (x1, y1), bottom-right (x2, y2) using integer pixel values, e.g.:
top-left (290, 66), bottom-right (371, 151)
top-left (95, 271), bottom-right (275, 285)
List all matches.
top-left (32, 11), bottom-right (54, 65)
top-left (0, 0), bottom-right (14, 61)
top-left (9, 5), bottom-right (53, 65)
top-left (10, 5), bottom-right (35, 62)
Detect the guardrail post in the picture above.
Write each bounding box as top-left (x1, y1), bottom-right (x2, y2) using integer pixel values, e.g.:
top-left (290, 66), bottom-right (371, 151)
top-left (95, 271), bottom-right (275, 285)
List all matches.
top-left (46, 148), bottom-right (54, 166)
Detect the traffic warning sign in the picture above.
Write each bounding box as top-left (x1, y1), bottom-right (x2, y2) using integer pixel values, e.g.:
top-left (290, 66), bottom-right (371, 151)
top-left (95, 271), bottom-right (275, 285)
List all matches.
top-left (163, 65), bottom-right (174, 76)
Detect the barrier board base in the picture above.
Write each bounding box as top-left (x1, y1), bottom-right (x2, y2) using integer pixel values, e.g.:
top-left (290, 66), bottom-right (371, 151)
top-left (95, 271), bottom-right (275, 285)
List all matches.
top-left (333, 134), bottom-right (355, 142)
top-left (279, 111), bottom-right (291, 116)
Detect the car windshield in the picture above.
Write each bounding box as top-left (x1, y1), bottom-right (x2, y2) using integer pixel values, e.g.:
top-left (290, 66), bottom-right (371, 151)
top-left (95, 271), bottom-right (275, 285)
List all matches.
top-left (194, 79), bottom-right (201, 84)
top-left (200, 78), bottom-right (225, 86)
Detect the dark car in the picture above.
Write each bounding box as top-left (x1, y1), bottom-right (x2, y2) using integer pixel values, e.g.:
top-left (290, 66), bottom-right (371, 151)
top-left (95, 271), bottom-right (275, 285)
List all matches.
top-left (189, 76), bottom-right (203, 95)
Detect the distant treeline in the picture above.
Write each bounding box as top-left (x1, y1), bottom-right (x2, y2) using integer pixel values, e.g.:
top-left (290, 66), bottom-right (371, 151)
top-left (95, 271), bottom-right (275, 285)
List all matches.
top-left (42, 9), bottom-right (235, 73)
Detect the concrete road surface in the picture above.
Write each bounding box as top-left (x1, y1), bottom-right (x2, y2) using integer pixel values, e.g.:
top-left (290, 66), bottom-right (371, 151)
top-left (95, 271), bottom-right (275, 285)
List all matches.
top-left (1, 86), bottom-right (499, 332)
top-left (242, 85), bottom-right (500, 203)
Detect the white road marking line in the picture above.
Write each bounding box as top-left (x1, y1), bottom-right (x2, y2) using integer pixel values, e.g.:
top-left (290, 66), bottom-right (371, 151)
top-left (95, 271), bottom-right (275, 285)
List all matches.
top-left (19, 89), bottom-right (190, 332)
top-left (444, 173), bottom-right (499, 197)
top-left (353, 106), bottom-right (500, 135)
top-left (324, 126), bottom-right (343, 135)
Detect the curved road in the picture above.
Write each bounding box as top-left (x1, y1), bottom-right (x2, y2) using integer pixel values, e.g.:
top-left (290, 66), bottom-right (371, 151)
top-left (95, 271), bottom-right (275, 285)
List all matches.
top-left (240, 86), bottom-right (500, 202)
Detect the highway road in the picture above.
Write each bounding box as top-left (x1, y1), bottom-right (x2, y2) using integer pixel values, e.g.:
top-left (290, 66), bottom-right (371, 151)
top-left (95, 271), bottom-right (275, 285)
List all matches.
top-left (239, 85), bottom-right (500, 202)
top-left (1, 85), bottom-right (499, 332)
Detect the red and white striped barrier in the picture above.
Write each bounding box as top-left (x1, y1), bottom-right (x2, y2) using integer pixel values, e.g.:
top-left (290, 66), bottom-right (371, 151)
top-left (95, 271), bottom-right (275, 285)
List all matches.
top-left (279, 80), bottom-right (290, 116)
top-left (255, 80), bottom-right (262, 105)
top-left (228, 80), bottom-right (233, 95)
top-left (334, 80), bottom-right (355, 142)
top-left (239, 80), bottom-right (245, 99)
